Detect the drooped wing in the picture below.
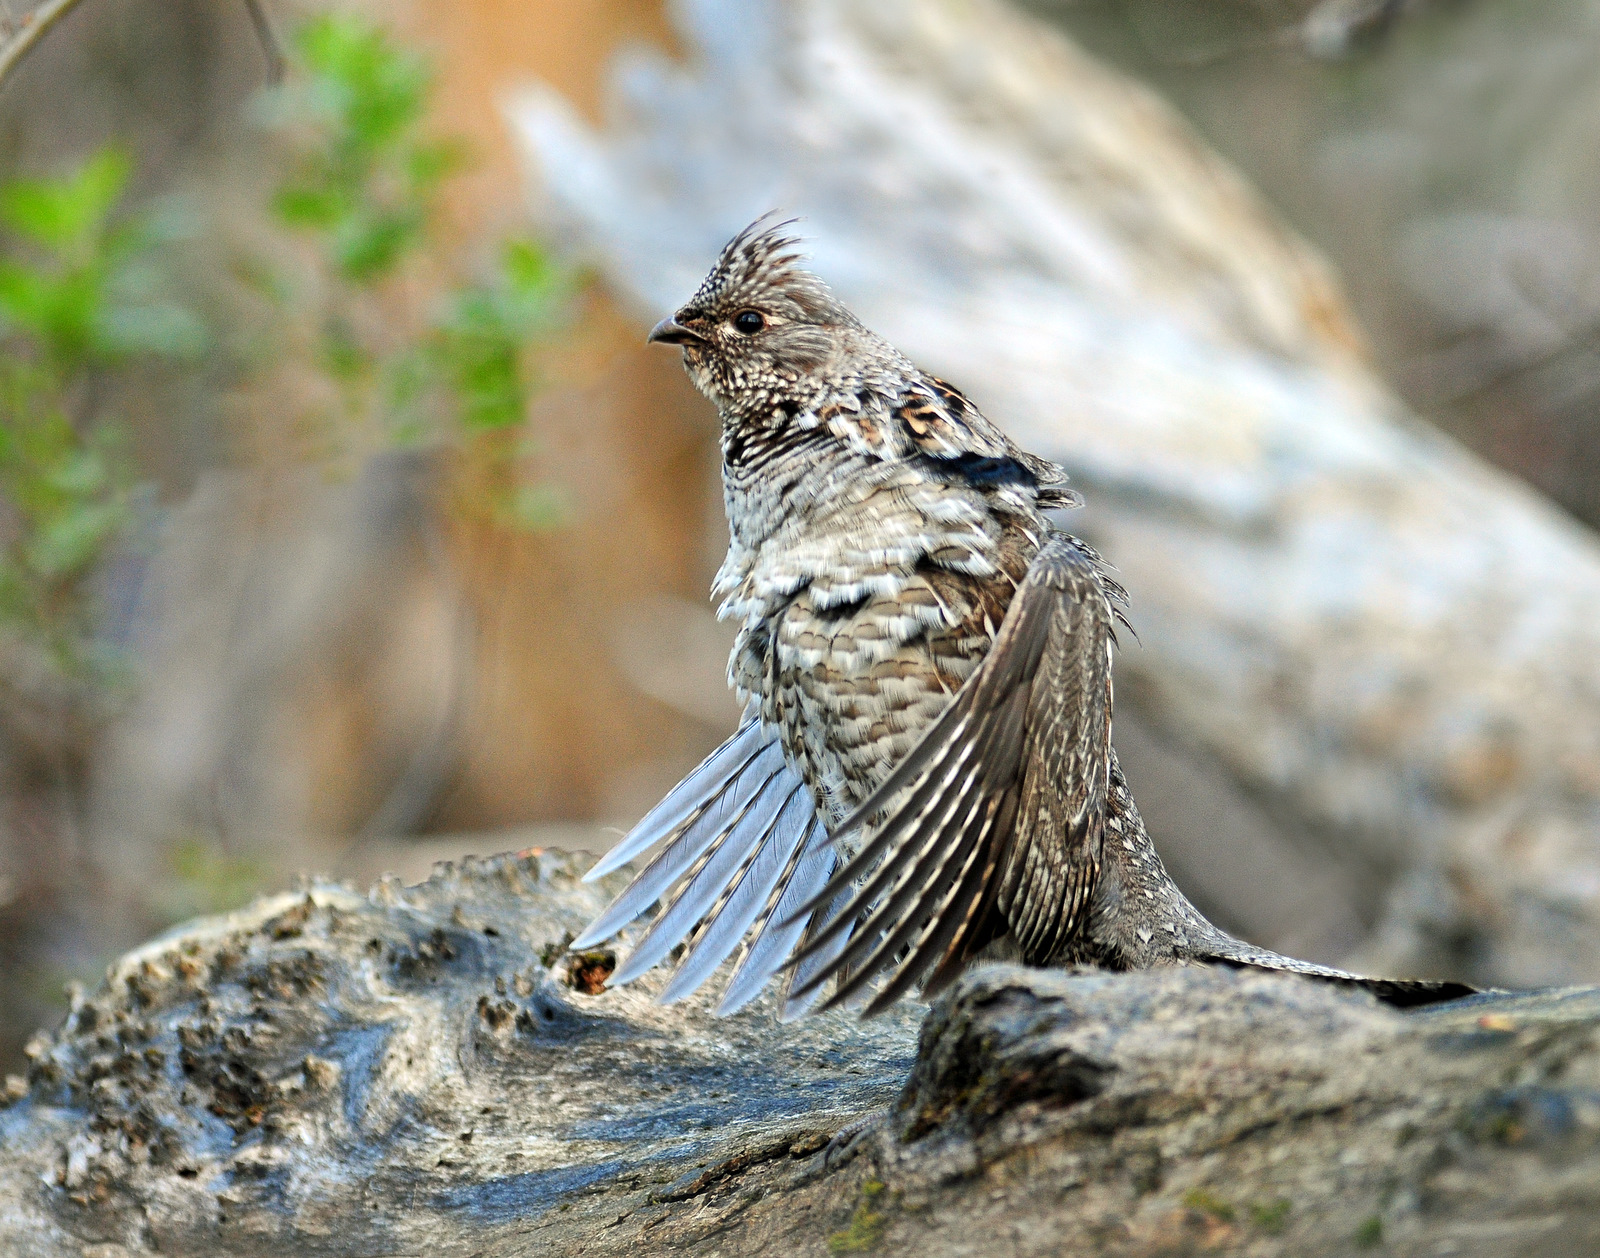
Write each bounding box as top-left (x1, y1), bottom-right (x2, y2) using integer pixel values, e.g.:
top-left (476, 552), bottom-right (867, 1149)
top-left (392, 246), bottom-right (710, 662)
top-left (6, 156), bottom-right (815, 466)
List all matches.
top-left (572, 709), bottom-right (845, 1019)
top-left (787, 534), bottom-right (1116, 1017)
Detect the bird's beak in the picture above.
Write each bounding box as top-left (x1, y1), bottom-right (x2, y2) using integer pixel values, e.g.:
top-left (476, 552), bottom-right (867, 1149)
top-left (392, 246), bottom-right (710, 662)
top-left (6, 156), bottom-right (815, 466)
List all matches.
top-left (648, 317), bottom-right (703, 346)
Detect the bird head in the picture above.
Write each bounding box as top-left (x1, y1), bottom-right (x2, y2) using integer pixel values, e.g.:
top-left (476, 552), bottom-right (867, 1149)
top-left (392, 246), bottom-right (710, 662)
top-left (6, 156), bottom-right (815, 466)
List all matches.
top-left (648, 217), bottom-right (861, 413)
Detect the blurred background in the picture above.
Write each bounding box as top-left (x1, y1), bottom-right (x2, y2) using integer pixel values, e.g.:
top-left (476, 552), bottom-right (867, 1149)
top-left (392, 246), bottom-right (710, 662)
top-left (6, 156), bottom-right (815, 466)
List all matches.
top-left (5, 0), bottom-right (1600, 1072)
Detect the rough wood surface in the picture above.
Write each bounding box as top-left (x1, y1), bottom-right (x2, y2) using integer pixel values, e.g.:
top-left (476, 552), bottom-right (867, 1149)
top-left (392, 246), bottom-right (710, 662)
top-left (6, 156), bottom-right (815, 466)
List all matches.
top-left (3, 850), bottom-right (1599, 1256)
top-left (509, 0), bottom-right (1600, 989)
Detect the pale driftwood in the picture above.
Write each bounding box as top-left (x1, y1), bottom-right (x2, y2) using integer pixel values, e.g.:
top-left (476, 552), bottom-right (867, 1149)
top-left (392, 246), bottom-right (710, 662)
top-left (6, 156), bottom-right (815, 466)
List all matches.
top-left (508, 0), bottom-right (1600, 989)
top-left (2, 850), bottom-right (1598, 1256)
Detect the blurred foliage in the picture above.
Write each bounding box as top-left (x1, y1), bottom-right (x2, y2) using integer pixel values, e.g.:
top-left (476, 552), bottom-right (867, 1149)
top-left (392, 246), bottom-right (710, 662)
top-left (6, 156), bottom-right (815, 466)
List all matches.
top-left (257, 14), bottom-right (569, 524)
top-left (160, 838), bottom-right (267, 923)
top-left (0, 13), bottom-right (568, 708)
top-left (271, 15), bottom-right (458, 285)
top-left (0, 7), bottom-right (577, 1077)
top-left (0, 148), bottom-right (202, 688)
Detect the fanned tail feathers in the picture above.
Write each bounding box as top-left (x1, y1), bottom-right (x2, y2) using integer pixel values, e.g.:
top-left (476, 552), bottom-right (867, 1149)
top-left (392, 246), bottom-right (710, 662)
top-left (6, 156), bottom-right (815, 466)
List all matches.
top-left (572, 711), bottom-right (841, 1015)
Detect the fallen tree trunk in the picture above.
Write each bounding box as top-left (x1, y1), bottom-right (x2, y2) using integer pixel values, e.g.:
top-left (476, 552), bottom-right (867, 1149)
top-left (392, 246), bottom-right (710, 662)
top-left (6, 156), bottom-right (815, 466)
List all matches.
top-left (509, 0), bottom-right (1600, 989)
top-left (2, 851), bottom-right (1599, 1256)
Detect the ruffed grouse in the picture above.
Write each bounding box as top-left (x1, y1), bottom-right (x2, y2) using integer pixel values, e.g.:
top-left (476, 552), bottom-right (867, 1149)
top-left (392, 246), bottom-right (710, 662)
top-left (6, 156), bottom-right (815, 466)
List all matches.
top-left (572, 218), bottom-right (1470, 1019)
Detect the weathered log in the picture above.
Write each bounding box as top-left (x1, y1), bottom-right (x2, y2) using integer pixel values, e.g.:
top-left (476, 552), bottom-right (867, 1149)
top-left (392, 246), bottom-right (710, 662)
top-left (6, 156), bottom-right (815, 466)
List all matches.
top-left (509, 0), bottom-right (1600, 988)
top-left (0, 852), bottom-right (918, 1256)
top-left (2, 850), bottom-right (1598, 1256)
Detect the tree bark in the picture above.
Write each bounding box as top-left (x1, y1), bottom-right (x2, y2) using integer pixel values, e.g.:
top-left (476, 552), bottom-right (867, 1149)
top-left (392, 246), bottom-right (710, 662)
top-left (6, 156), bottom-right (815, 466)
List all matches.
top-left (509, 0), bottom-right (1600, 989)
top-left (3, 851), bottom-right (1598, 1256)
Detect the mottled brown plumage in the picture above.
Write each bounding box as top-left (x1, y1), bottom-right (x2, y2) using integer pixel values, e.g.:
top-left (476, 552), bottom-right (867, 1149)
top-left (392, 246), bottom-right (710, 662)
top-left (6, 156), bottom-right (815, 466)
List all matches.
top-left (573, 217), bottom-right (1470, 1018)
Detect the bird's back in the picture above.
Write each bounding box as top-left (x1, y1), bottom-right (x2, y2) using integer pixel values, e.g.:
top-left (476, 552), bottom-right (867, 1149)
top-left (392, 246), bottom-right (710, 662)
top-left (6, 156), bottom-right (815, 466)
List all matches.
top-left (717, 433), bottom-right (1058, 834)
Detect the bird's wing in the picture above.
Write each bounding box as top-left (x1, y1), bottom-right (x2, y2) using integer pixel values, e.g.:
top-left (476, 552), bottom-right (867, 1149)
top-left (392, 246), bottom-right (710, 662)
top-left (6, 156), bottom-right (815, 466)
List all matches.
top-left (572, 709), bottom-right (844, 1019)
top-left (893, 377), bottom-right (1082, 509)
top-left (787, 534), bottom-right (1115, 1017)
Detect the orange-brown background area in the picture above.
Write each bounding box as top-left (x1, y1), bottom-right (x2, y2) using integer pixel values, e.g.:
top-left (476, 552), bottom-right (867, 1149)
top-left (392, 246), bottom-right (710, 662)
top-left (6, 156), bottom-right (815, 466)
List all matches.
top-left (355, 0), bottom-right (717, 832)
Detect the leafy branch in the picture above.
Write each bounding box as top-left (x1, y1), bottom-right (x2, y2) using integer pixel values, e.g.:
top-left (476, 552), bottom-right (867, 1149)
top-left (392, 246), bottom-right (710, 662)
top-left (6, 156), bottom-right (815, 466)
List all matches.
top-left (258, 12), bottom-right (569, 524)
top-left (0, 148), bottom-right (202, 688)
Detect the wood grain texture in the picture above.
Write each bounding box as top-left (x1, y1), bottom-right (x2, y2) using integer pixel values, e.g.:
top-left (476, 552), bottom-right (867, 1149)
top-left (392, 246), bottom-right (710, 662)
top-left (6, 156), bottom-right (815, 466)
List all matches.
top-left (0, 851), bottom-right (1595, 1256)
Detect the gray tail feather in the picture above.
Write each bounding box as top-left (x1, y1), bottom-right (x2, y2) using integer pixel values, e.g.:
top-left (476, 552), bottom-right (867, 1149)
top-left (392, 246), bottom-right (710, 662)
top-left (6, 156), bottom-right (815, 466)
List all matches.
top-left (656, 784), bottom-right (813, 1002)
top-left (779, 887), bottom-right (856, 1022)
top-left (580, 713), bottom-right (768, 886)
top-left (573, 718), bottom-right (850, 1015)
top-left (606, 757), bottom-right (792, 985)
top-left (570, 736), bottom-right (783, 951)
top-left (718, 818), bottom-right (835, 1016)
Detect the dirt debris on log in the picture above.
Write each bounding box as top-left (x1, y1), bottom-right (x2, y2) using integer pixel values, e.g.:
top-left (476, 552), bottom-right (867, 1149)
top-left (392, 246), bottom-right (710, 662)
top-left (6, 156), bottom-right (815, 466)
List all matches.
top-left (1, 850), bottom-right (1599, 1256)
top-left (0, 851), bottom-right (917, 1257)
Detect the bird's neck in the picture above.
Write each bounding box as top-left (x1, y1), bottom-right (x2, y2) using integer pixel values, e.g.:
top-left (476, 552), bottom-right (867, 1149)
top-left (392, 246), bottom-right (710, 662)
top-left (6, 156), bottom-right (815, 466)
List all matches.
top-left (718, 407), bottom-right (854, 551)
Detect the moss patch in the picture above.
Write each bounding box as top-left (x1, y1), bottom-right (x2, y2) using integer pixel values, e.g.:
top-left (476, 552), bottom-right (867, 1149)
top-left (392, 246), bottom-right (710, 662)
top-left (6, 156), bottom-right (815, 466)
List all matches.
top-left (1249, 1198), bottom-right (1292, 1234)
top-left (827, 1180), bottom-right (889, 1253)
top-left (1181, 1187), bottom-right (1235, 1222)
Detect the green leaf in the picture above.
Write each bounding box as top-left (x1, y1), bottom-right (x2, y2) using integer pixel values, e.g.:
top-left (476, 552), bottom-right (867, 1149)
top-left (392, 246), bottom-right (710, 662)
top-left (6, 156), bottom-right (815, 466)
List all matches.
top-left (0, 257), bottom-right (58, 332)
top-left (406, 139), bottom-right (466, 192)
top-left (23, 498), bottom-right (126, 580)
top-left (0, 148), bottom-right (131, 254)
top-left (295, 15), bottom-right (431, 152)
top-left (438, 302), bottom-right (522, 430)
top-left (502, 238), bottom-right (556, 297)
top-left (0, 149), bottom-right (204, 371)
top-left (334, 207), bottom-right (424, 282)
top-left (0, 258), bottom-right (102, 367)
top-left (273, 183), bottom-right (344, 229)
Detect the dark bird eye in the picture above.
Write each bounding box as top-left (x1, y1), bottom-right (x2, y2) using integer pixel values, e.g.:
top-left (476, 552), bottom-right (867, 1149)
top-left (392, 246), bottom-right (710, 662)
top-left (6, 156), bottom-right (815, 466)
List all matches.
top-left (732, 310), bottom-right (766, 335)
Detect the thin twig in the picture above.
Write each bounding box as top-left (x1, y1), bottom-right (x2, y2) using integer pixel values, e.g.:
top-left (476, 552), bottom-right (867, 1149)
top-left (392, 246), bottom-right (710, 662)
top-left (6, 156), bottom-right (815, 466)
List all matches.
top-left (241, 0), bottom-right (285, 86)
top-left (0, 0), bottom-right (88, 95)
top-left (0, 0), bottom-right (285, 97)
